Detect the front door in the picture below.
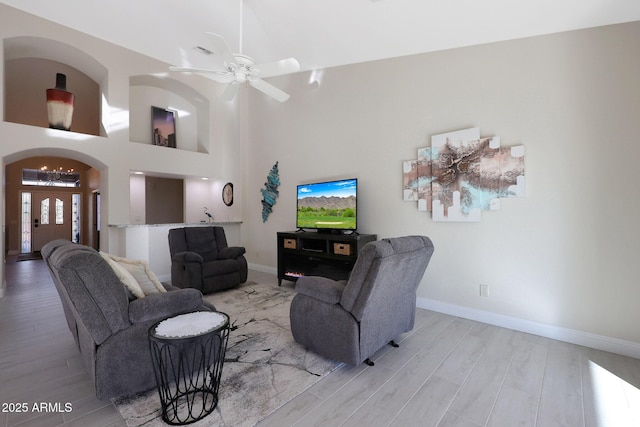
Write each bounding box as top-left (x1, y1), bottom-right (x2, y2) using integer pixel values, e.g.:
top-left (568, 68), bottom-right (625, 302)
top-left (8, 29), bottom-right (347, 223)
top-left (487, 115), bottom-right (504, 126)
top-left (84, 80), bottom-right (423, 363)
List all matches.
top-left (32, 191), bottom-right (72, 252)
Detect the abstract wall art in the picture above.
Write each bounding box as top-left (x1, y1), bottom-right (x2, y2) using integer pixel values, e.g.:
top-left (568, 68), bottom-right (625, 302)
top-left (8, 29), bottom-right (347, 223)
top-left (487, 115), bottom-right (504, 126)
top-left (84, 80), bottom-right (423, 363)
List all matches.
top-left (417, 146), bottom-right (434, 212)
top-left (260, 161), bottom-right (280, 222)
top-left (402, 127), bottom-right (525, 222)
top-left (402, 160), bottom-right (418, 201)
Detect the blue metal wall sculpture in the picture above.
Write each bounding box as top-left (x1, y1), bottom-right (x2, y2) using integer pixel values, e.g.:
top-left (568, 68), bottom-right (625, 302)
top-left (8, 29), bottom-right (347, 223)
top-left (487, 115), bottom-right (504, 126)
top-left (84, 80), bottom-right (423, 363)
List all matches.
top-left (260, 161), bottom-right (280, 222)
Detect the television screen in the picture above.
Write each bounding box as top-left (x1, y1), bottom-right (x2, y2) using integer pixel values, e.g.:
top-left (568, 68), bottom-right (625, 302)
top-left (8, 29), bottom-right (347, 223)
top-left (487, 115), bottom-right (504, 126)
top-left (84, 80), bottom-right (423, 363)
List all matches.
top-left (296, 178), bottom-right (357, 231)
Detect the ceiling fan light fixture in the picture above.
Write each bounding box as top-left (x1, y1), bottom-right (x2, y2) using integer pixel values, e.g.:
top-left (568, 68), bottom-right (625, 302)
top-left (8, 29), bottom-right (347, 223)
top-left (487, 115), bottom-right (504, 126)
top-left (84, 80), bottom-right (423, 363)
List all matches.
top-left (170, 1), bottom-right (300, 102)
top-left (235, 71), bottom-right (247, 83)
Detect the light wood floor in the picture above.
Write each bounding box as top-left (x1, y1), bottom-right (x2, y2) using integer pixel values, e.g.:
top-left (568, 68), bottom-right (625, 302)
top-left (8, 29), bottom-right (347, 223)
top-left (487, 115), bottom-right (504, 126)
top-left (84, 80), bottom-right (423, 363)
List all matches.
top-left (2, 260), bottom-right (639, 427)
top-left (0, 256), bottom-right (126, 427)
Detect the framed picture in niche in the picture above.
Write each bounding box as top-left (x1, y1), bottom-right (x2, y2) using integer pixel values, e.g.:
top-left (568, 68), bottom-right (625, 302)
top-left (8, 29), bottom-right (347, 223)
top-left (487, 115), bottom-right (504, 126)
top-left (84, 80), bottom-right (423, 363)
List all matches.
top-left (151, 106), bottom-right (176, 148)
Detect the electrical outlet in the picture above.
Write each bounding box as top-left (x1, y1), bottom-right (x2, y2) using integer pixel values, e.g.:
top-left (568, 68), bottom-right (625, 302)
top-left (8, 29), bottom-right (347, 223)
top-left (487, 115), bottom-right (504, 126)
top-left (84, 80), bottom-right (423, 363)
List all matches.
top-left (480, 284), bottom-right (490, 297)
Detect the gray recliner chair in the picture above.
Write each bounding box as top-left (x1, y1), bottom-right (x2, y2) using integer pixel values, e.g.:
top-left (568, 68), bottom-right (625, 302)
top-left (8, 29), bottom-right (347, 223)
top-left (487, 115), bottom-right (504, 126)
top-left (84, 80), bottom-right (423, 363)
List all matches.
top-left (41, 239), bottom-right (215, 400)
top-left (168, 226), bottom-right (248, 294)
top-left (289, 235), bottom-right (434, 366)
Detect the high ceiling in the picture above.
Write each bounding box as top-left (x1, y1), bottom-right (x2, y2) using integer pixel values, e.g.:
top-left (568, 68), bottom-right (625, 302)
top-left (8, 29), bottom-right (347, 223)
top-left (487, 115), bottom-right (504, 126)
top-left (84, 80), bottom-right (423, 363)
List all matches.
top-left (3, 0), bottom-right (640, 73)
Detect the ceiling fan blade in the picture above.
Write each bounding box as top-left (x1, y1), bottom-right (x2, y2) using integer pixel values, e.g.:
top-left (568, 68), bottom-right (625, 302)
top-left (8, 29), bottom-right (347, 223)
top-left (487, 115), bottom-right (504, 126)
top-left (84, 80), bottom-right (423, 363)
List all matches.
top-left (249, 78), bottom-right (291, 102)
top-left (205, 32), bottom-right (238, 67)
top-left (169, 66), bottom-right (235, 82)
top-left (254, 58), bottom-right (300, 78)
top-left (220, 81), bottom-right (239, 102)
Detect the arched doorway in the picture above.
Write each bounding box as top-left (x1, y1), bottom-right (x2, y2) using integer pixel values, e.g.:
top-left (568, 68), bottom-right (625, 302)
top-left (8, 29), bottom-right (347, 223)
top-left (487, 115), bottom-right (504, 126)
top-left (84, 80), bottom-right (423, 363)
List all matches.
top-left (4, 151), bottom-right (105, 256)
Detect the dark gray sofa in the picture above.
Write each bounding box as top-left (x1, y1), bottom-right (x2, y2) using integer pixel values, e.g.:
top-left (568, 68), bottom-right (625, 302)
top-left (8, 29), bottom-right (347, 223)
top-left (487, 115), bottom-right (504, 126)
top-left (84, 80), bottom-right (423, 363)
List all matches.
top-left (168, 226), bottom-right (248, 294)
top-left (41, 239), bottom-right (215, 400)
top-left (290, 235), bottom-right (434, 366)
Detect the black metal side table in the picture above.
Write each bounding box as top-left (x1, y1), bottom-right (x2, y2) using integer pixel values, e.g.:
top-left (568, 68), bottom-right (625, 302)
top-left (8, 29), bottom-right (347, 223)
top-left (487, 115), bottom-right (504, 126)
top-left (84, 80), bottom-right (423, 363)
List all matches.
top-left (148, 311), bottom-right (230, 425)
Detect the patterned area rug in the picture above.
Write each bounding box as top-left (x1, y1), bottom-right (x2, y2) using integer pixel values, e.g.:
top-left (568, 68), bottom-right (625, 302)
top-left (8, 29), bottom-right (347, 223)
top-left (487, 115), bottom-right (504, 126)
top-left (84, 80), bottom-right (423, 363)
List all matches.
top-left (114, 281), bottom-right (341, 426)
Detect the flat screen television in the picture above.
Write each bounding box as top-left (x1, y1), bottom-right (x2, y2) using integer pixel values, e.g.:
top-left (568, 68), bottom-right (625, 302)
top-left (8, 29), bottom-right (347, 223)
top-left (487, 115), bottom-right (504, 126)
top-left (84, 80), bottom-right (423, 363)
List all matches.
top-left (296, 178), bottom-right (357, 232)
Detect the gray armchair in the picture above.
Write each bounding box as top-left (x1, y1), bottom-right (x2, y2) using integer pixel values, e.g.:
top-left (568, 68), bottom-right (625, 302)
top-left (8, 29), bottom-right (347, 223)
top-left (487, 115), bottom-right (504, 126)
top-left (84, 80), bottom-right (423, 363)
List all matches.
top-left (41, 239), bottom-right (215, 400)
top-left (168, 226), bottom-right (248, 294)
top-left (289, 235), bottom-right (434, 366)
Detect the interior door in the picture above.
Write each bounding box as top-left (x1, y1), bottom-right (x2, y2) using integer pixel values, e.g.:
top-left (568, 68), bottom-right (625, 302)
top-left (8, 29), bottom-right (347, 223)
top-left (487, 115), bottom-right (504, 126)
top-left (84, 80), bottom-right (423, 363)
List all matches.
top-left (32, 191), bottom-right (72, 252)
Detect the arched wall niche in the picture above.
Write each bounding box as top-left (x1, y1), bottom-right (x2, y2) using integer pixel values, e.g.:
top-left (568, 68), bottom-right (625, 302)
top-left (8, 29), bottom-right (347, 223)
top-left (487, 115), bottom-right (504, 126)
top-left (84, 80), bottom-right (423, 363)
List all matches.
top-left (129, 74), bottom-right (210, 153)
top-left (3, 36), bottom-right (108, 136)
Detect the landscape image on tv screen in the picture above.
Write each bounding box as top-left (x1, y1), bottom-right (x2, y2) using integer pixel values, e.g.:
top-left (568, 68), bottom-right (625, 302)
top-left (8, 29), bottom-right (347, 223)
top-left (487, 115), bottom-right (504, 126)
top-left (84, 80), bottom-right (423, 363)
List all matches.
top-left (297, 179), bottom-right (357, 230)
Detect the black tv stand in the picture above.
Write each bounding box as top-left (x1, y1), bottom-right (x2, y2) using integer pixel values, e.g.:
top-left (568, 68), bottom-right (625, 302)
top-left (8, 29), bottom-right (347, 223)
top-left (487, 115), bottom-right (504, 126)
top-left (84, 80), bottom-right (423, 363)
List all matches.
top-left (277, 231), bottom-right (377, 285)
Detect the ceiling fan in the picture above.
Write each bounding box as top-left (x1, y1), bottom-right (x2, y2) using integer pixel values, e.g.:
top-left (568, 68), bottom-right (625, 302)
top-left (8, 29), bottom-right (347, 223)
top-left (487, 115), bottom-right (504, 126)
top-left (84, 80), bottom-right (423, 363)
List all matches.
top-left (170, 0), bottom-right (300, 102)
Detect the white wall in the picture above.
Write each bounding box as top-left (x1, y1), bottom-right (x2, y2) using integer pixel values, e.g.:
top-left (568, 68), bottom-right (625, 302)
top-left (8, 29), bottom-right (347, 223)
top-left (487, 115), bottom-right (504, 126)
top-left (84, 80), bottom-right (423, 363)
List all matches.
top-left (2, 3), bottom-right (639, 354)
top-left (0, 5), bottom-right (242, 289)
top-left (129, 174), bottom-right (145, 224)
top-left (244, 22), bottom-right (640, 347)
top-left (183, 178), bottom-right (242, 224)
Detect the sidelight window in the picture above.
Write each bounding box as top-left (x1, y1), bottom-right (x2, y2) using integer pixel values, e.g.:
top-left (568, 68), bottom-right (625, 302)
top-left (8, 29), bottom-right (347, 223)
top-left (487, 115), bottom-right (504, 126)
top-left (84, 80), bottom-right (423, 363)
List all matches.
top-left (55, 198), bottom-right (64, 224)
top-left (41, 198), bottom-right (50, 225)
top-left (21, 192), bottom-right (31, 253)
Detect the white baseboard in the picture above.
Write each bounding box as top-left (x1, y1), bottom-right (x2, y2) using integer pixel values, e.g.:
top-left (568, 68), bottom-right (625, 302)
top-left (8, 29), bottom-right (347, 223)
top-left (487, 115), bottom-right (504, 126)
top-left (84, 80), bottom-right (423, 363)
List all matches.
top-left (417, 297), bottom-right (640, 360)
top-left (248, 263), bottom-right (277, 276)
top-left (239, 267), bottom-right (640, 360)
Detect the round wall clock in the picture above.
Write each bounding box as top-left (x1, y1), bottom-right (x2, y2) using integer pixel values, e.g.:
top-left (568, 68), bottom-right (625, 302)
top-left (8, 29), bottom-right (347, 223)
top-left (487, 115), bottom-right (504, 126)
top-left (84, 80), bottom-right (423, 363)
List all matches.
top-left (222, 182), bottom-right (234, 206)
